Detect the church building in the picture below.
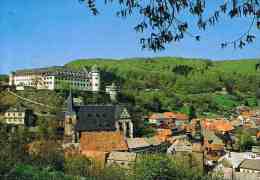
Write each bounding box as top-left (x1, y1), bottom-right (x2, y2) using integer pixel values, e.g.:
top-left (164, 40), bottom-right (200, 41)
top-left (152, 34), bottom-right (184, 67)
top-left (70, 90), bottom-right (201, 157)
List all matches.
top-left (64, 91), bottom-right (133, 143)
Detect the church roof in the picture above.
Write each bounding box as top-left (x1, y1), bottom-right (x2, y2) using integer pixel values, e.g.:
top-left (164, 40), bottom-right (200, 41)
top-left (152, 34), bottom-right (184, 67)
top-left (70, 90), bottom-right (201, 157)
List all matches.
top-left (75, 104), bottom-right (129, 132)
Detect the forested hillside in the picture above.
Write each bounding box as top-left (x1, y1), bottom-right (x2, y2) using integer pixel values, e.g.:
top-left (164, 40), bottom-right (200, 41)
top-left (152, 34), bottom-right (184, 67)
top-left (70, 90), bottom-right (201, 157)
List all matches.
top-left (67, 57), bottom-right (260, 117)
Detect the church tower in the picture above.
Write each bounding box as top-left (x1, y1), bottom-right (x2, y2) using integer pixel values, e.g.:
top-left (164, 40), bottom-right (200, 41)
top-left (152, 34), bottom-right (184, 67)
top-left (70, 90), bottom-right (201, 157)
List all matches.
top-left (9, 72), bottom-right (15, 86)
top-left (105, 83), bottom-right (119, 102)
top-left (91, 65), bottom-right (100, 92)
top-left (64, 90), bottom-right (77, 142)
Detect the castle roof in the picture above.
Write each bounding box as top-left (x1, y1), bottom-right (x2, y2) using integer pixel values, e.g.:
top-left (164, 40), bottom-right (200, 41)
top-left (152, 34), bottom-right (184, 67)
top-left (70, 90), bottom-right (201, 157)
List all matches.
top-left (13, 66), bottom-right (90, 76)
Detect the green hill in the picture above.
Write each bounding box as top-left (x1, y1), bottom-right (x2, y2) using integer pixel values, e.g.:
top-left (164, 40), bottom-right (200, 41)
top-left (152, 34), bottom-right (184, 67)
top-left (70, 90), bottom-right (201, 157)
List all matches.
top-left (66, 57), bottom-right (260, 117)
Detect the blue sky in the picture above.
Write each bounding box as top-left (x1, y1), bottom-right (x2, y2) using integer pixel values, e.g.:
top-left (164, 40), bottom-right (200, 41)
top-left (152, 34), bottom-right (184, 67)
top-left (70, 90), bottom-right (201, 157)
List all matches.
top-left (0, 0), bottom-right (259, 74)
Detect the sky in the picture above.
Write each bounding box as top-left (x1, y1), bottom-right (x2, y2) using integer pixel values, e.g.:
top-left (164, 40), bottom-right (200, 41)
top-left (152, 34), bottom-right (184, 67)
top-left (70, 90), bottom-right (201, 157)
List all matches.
top-left (0, 0), bottom-right (259, 74)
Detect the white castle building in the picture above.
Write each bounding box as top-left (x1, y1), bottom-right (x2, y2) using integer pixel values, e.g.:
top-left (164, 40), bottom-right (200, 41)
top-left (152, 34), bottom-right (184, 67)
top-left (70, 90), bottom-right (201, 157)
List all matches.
top-left (9, 65), bottom-right (100, 92)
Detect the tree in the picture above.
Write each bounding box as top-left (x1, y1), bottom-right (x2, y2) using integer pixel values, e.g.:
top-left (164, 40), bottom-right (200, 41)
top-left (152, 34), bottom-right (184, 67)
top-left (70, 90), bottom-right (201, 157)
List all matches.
top-left (236, 130), bottom-right (255, 152)
top-left (134, 154), bottom-right (223, 180)
top-left (97, 165), bottom-right (128, 180)
top-left (0, 124), bottom-right (33, 175)
top-left (64, 155), bottom-right (92, 177)
top-left (224, 79), bottom-right (235, 95)
top-left (189, 105), bottom-right (197, 120)
top-left (80, 0), bottom-right (260, 51)
top-left (28, 140), bottom-right (64, 171)
top-left (257, 87), bottom-right (260, 97)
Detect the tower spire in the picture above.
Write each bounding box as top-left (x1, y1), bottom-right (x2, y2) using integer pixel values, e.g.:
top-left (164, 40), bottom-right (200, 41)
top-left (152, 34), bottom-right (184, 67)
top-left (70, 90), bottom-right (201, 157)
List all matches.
top-left (66, 89), bottom-right (74, 115)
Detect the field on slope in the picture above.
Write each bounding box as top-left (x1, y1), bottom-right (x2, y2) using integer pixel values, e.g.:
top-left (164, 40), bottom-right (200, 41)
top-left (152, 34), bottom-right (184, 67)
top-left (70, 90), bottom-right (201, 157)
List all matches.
top-left (67, 57), bottom-right (260, 117)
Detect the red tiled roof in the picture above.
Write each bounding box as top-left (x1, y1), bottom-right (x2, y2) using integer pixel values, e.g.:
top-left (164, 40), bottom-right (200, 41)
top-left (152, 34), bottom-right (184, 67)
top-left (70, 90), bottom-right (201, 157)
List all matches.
top-left (80, 131), bottom-right (128, 152)
top-left (257, 131), bottom-right (260, 138)
top-left (202, 119), bottom-right (234, 132)
top-left (163, 112), bottom-right (175, 118)
top-left (214, 120), bottom-right (234, 132)
top-left (149, 113), bottom-right (165, 120)
top-left (174, 113), bottom-right (189, 121)
top-left (156, 128), bottom-right (172, 141)
top-left (149, 112), bottom-right (189, 121)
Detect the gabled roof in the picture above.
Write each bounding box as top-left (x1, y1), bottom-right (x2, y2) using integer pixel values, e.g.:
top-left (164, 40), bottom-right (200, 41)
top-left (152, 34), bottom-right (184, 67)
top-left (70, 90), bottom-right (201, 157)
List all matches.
top-left (163, 112), bottom-right (175, 118)
top-left (174, 113), bottom-right (189, 121)
top-left (214, 120), bottom-right (234, 132)
top-left (107, 151), bottom-right (137, 162)
top-left (126, 138), bottom-right (150, 149)
top-left (203, 119), bottom-right (234, 132)
top-left (239, 159), bottom-right (260, 171)
top-left (126, 137), bottom-right (163, 150)
top-left (149, 113), bottom-right (165, 120)
top-left (149, 112), bottom-right (189, 121)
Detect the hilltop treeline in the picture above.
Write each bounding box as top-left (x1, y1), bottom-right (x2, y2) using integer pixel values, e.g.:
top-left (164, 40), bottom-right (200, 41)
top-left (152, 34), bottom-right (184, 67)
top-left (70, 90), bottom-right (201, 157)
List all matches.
top-left (67, 57), bottom-right (260, 117)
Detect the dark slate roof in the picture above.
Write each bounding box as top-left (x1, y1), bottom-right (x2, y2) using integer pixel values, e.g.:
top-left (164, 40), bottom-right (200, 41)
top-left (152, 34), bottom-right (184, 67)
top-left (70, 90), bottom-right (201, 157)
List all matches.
top-left (14, 66), bottom-right (90, 76)
top-left (15, 66), bottom-right (65, 74)
top-left (75, 105), bottom-right (126, 132)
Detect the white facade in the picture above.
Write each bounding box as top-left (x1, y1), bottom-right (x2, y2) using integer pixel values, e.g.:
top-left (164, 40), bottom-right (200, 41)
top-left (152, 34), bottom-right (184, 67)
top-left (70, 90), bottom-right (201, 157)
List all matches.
top-left (4, 111), bottom-right (25, 125)
top-left (240, 168), bottom-right (260, 174)
top-left (91, 65), bottom-right (100, 92)
top-left (105, 83), bottom-right (119, 101)
top-left (9, 66), bottom-right (100, 92)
